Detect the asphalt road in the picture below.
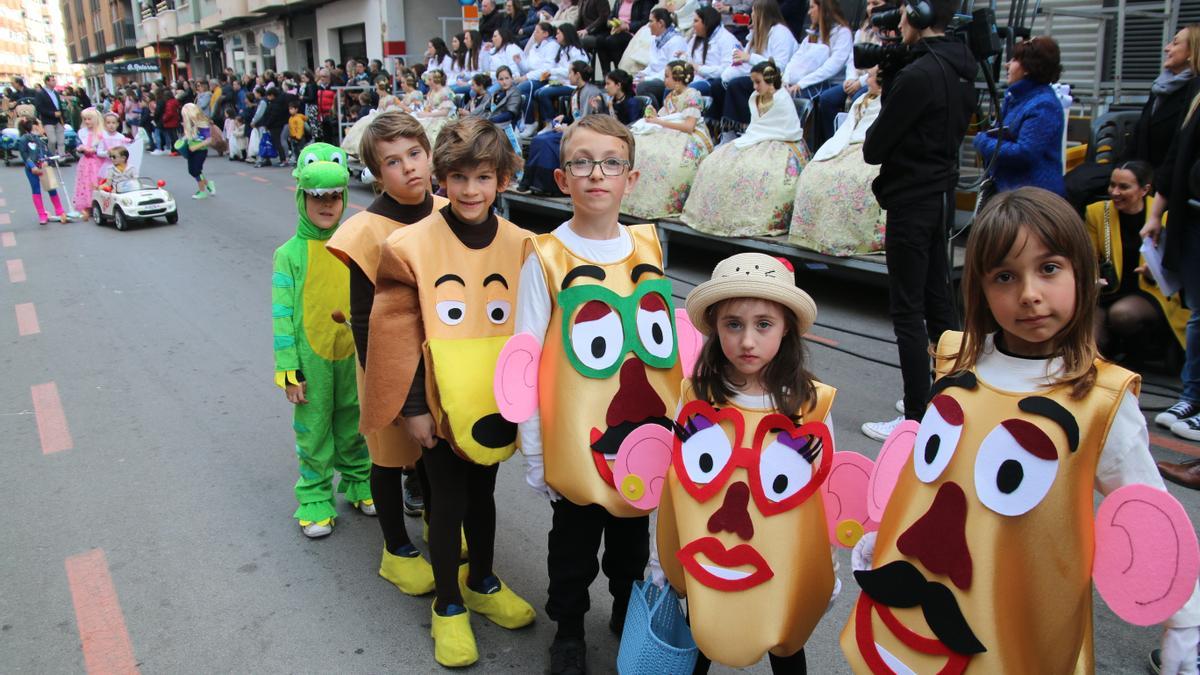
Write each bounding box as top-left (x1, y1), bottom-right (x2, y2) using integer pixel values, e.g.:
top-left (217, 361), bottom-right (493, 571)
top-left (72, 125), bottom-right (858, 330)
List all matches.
top-left (1, 149), bottom-right (1196, 674)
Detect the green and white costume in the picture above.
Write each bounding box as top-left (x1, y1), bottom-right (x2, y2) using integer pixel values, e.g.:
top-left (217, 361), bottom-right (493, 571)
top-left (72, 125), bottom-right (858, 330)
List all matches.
top-left (272, 143), bottom-right (371, 524)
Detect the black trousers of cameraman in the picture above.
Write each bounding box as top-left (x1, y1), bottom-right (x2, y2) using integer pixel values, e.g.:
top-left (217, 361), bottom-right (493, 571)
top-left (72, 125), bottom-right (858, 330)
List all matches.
top-left (885, 191), bottom-right (959, 419)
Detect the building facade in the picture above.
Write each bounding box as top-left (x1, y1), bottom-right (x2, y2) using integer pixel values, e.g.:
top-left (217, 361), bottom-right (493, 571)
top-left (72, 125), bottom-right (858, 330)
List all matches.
top-left (0, 0), bottom-right (74, 86)
top-left (61, 0), bottom-right (138, 91)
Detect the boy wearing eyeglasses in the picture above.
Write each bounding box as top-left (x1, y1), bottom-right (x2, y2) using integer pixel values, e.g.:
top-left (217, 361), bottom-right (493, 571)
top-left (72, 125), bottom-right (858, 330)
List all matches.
top-left (509, 113), bottom-right (686, 674)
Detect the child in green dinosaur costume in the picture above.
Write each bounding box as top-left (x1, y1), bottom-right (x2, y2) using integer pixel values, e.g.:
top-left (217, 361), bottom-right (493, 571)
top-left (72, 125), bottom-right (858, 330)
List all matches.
top-left (272, 142), bottom-right (374, 538)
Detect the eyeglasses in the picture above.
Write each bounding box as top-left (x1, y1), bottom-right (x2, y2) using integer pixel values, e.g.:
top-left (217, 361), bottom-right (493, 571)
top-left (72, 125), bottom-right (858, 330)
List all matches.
top-left (563, 157), bottom-right (631, 177)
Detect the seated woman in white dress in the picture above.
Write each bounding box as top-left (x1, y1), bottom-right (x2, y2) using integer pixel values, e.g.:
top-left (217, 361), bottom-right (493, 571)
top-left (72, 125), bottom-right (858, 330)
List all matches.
top-left (622, 60), bottom-right (714, 218)
top-left (415, 69), bottom-right (458, 146)
top-left (682, 60), bottom-right (807, 236)
top-left (788, 67), bottom-right (885, 256)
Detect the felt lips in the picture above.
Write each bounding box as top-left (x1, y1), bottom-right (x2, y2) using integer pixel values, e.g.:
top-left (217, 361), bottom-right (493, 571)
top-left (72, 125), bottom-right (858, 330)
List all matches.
top-left (678, 536), bottom-right (774, 591)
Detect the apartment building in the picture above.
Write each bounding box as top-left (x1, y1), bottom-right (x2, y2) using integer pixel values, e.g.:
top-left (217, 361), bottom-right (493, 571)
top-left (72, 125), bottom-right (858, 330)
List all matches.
top-left (0, 0), bottom-right (73, 86)
top-left (61, 0), bottom-right (139, 90)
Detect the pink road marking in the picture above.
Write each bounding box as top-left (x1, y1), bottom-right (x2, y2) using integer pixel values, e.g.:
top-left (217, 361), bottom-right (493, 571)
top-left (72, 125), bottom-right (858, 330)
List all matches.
top-left (64, 549), bottom-right (140, 675)
top-left (7, 258), bottom-right (25, 282)
top-left (1151, 432), bottom-right (1200, 459)
top-left (15, 302), bottom-right (39, 335)
top-left (251, 176), bottom-right (270, 184)
top-left (285, 185), bottom-right (295, 192)
top-left (0, 212), bottom-right (11, 225)
top-left (1, 231), bottom-right (14, 247)
top-left (235, 171), bottom-right (249, 177)
top-left (31, 382), bottom-right (72, 454)
top-left (802, 332), bottom-right (839, 347)
top-left (0, 197), bottom-right (8, 207)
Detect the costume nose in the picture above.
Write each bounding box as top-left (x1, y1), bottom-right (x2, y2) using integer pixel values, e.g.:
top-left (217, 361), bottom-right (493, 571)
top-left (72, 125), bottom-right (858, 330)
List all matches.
top-left (604, 359), bottom-right (666, 427)
top-left (707, 481), bottom-right (754, 540)
top-left (897, 481), bottom-right (973, 590)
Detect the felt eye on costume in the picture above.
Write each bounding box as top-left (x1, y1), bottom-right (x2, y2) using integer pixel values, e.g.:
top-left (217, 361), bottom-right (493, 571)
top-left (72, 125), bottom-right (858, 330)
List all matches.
top-left (758, 435), bottom-right (816, 504)
top-left (680, 419), bottom-right (734, 486)
top-left (486, 299), bottom-right (511, 324)
top-left (913, 394), bottom-right (964, 484)
top-left (973, 419), bottom-right (1059, 516)
top-left (570, 300), bottom-right (624, 372)
top-left (636, 294), bottom-right (674, 359)
top-left (437, 300), bottom-right (467, 325)
top-left (557, 278), bottom-right (679, 378)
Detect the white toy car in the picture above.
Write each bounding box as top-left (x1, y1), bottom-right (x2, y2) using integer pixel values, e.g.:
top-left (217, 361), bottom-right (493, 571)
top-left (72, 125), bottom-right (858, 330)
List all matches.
top-left (92, 177), bottom-right (178, 231)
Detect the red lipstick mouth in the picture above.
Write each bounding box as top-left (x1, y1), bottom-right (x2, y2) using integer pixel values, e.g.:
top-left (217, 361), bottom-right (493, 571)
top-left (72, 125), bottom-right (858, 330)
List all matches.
top-left (677, 537), bottom-right (773, 591)
top-left (591, 445), bottom-right (616, 487)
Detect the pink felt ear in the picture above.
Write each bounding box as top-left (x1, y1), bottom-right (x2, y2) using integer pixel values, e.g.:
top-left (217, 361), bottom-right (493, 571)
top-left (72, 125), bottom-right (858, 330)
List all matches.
top-left (674, 308), bottom-right (703, 378)
top-left (1094, 483), bottom-right (1200, 626)
top-left (612, 424), bottom-right (674, 510)
top-left (494, 332), bottom-right (541, 423)
top-left (867, 419), bottom-right (920, 522)
top-left (821, 451), bottom-right (878, 548)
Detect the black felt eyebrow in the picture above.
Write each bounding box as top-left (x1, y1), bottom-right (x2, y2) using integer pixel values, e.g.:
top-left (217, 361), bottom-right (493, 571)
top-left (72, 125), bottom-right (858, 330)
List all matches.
top-left (1018, 396), bottom-right (1080, 453)
top-left (483, 273), bottom-right (508, 288)
top-left (929, 371), bottom-right (978, 399)
top-left (631, 264), bottom-right (664, 282)
top-left (561, 265), bottom-right (605, 290)
top-left (435, 274), bottom-right (465, 287)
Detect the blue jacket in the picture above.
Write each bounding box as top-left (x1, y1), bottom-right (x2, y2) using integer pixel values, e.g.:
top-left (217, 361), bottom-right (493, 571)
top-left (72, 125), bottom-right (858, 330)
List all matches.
top-left (973, 78), bottom-right (1065, 196)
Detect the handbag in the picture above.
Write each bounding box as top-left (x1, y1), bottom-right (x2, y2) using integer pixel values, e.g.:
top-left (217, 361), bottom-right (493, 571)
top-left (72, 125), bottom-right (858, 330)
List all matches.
top-left (616, 581), bottom-right (698, 675)
top-left (207, 124), bottom-right (228, 155)
top-left (258, 129), bottom-right (278, 159)
top-left (1099, 202), bottom-right (1120, 296)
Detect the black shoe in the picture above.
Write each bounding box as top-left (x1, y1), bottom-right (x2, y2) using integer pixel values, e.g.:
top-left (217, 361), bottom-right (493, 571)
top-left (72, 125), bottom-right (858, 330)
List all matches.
top-left (403, 471), bottom-right (424, 517)
top-left (549, 636), bottom-right (586, 675)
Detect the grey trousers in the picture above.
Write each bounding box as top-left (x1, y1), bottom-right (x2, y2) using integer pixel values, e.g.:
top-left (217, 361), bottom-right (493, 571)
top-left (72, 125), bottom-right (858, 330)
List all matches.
top-left (43, 123), bottom-right (65, 157)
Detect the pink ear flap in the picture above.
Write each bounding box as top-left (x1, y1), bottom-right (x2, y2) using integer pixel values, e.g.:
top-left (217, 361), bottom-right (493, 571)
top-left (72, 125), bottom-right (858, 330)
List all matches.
top-left (867, 419), bottom-right (919, 522)
top-left (674, 308), bottom-right (703, 378)
top-left (494, 332), bottom-right (541, 423)
top-left (821, 451), bottom-right (878, 548)
top-left (1093, 483), bottom-right (1200, 626)
top-left (612, 424), bottom-right (674, 510)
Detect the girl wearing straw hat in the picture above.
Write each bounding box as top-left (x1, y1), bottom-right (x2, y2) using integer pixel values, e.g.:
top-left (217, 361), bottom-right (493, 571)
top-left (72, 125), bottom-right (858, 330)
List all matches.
top-left (655, 252), bottom-right (840, 673)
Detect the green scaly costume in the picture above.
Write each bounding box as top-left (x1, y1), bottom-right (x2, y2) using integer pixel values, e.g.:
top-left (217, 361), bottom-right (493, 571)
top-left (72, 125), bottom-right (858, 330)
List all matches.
top-left (272, 143), bottom-right (372, 526)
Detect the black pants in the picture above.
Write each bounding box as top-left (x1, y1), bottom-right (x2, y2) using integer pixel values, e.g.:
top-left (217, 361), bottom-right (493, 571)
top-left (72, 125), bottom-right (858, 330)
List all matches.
top-left (546, 499), bottom-right (649, 638)
top-left (694, 649), bottom-right (806, 674)
top-left (720, 76), bottom-right (754, 127)
top-left (596, 32), bottom-right (635, 75)
top-left (422, 440), bottom-right (498, 612)
top-left (369, 459), bottom-right (430, 554)
top-left (884, 192), bottom-right (959, 419)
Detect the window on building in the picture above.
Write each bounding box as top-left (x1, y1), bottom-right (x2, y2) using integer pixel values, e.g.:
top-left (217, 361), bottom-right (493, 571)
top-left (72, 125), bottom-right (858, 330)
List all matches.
top-left (337, 24), bottom-right (366, 64)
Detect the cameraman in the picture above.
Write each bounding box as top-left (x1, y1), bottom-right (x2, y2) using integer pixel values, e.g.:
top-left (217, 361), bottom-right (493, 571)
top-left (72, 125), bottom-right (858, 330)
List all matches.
top-left (860, 0), bottom-right (976, 440)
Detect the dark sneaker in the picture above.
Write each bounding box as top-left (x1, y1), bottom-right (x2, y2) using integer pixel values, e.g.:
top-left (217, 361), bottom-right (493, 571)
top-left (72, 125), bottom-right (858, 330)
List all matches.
top-left (1171, 414), bottom-right (1200, 442)
top-left (549, 636), bottom-right (586, 675)
top-left (1156, 401), bottom-right (1199, 428)
top-left (403, 471), bottom-right (424, 517)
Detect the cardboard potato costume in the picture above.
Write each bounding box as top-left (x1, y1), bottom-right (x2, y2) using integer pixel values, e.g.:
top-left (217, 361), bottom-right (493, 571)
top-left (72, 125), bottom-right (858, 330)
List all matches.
top-left (360, 207), bottom-right (530, 465)
top-left (656, 381), bottom-right (838, 667)
top-left (327, 194), bottom-right (449, 468)
top-left (841, 332), bottom-right (1200, 674)
top-left (495, 224), bottom-right (687, 515)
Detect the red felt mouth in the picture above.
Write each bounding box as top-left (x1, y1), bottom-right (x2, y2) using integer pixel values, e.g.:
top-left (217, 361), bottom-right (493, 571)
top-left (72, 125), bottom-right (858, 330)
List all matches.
top-left (854, 596), bottom-right (971, 675)
top-left (677, 537), bottom-right (773, 591)
top-left (591, 442), bottom-right (616, 487)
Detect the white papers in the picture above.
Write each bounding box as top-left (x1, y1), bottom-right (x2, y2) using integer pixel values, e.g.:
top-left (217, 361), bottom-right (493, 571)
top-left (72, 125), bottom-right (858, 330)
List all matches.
top-left (1140, 236), bottom-right (1181, 297)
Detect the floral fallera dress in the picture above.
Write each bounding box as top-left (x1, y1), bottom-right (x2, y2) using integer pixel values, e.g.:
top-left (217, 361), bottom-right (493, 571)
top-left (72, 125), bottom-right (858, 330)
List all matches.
top-left (418, 88), bottom-right (457, 147)
top-left (788, 98), bottom-right (886, 256)
top-left (682, 96), bottom-right (809, 237)
top-left (622, 87), bottom-right (712, 219)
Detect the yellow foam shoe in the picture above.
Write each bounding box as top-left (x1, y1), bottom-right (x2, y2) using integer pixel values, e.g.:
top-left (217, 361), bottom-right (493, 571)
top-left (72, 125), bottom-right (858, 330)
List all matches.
top-left (378, 548), bottom-right (435, 596)
top-left (430, 605), bottom-right (478, 668)
top-left (459, 567), bottom-right (536, 630)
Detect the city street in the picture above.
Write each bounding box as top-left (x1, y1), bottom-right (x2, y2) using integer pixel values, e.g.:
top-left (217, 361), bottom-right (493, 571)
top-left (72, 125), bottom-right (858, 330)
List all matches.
top-left (1, 149), bottom-right (1197, 674)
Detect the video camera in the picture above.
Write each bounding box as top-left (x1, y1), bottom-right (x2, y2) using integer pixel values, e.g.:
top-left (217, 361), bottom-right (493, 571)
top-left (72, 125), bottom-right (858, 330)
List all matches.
top-left (853, 3), bottom-right (1003, 76)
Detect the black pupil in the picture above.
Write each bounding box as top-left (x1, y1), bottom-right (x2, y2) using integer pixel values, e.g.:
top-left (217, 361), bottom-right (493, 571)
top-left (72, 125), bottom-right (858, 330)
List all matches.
top-left (448, 307), bottom-right (463, 321)
top-left (772, 474), bottom-right (788, 494)
top-left (923, 435), bottom-right (940, 465)
top-left (590, 336), bottom-right (606, 359)
top-left (651, 323), bottom-right (664, 344)
top-left (491, 307), bottom-right (504, 321)
top-left (996, 459), bottom-right (1024, 494)
top-left (699, 453), bottom-right (713, 473)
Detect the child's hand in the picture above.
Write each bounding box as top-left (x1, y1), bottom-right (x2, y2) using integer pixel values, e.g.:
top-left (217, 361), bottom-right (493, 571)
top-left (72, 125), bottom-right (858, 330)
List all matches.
top-left (285, 382), bottom-right (308, 404)
top-left (404, 413), bottom-right (438, 449)
top-left (31, 166), bottom-right (42, 176)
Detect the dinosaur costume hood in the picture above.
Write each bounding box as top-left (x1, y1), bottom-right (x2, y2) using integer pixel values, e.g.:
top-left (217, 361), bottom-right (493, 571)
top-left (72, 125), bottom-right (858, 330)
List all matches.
top-left (292, 143), bottom-right (350, 241)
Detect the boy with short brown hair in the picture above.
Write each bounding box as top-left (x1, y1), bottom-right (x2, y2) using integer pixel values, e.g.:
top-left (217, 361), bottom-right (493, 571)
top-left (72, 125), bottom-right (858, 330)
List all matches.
top-left (360, 116), bottom-right (534, 668)
top-left (505, 112), bottom-right (685, 674)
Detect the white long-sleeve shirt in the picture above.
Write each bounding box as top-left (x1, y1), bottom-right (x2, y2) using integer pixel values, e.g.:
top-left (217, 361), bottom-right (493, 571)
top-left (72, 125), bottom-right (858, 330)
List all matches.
top-left (784, 25), bottom-right (853, 90)
top-left (521, 37), bottom-right (561, 77)
top-left (426, 55), bottom-right (453, 76)
top-left (488, 43), bottom-right (524, 78)
top-left (548, 46), bottom-right (589, 83)
top-left (973, 334), bottom-right (1200, 628)
top-left (690, 26), bottom-right (740, 80)
top-left (844, 26), bottom-right (879, 83)
top-left (638, 31), bottom-right (690, 82)
top-left (747, 23), bottom-right (799, 68)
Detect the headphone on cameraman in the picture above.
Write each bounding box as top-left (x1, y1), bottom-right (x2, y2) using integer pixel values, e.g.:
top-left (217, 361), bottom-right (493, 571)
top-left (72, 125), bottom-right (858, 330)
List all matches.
top-left (903, 0), bottom-right (937, 31)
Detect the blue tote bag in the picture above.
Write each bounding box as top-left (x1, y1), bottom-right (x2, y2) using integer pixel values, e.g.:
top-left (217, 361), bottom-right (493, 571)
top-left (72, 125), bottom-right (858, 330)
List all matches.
top-left (616, 581), bottom-right (698, 674)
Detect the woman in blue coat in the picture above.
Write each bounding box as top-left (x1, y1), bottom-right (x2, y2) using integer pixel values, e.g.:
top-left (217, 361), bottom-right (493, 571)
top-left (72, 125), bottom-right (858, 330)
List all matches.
top-left (974, 36), bottom-right (1066, 197)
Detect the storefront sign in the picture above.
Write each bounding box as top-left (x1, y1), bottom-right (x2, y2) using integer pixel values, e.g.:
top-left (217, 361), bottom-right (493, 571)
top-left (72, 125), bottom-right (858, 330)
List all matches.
top-left (104, 58), bottom-right (161, 74)
top-left (195, 34), bottom-right (221, 51)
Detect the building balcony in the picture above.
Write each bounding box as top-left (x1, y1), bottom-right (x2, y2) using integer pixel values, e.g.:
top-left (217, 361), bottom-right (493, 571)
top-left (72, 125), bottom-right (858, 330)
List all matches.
top-left (205, 0), bottom-right (247, 28)
top-left (156, 8), bottom-right (177, 38)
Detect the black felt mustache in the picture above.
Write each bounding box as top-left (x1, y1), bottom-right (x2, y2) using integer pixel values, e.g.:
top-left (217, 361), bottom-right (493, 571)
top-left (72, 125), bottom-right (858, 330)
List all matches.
top-left (855, 560), bottom-right (987, 656)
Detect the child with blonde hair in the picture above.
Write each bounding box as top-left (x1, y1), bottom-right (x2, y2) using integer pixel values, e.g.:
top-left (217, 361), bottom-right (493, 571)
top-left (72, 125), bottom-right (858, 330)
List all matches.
top-left (73, 107), bottom-right (106, 220)
top-left (177, 102), bottom-right (214, 199)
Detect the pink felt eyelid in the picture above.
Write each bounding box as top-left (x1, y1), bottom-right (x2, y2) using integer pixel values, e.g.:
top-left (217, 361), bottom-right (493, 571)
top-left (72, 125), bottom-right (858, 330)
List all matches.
top-left (494, 332), bottom-right (542, 423)
top-left (1093, 483), bottom-right (1200, 626)
top-left (867, 419), bottom-right (920, 522)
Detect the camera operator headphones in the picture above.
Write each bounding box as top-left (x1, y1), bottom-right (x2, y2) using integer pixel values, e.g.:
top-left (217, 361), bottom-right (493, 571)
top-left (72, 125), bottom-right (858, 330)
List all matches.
top-left (903, 0), bottom-right (937, 31)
